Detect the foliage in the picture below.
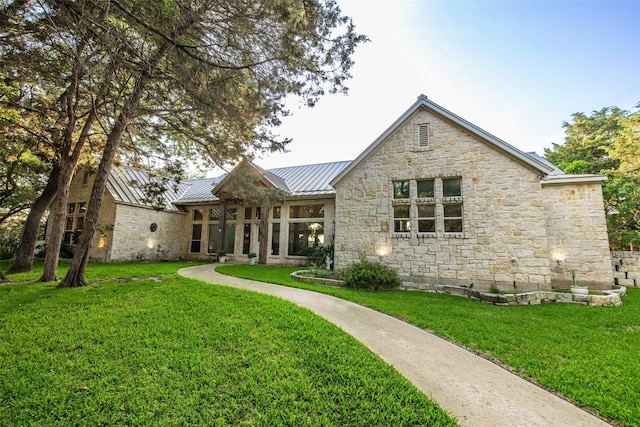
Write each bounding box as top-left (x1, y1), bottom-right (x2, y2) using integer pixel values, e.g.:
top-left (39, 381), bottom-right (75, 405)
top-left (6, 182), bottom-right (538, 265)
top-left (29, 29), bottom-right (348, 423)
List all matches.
top-left (219, 265), bottom-right (640, 426)
top-left (340, 260), bottom-right (401, 290)
top-left (545, 104), bottom-right (640, 250)
top-left (307, 243), bottom-right (334, 268)
top-left (0, 262), bottom-right (457, 426)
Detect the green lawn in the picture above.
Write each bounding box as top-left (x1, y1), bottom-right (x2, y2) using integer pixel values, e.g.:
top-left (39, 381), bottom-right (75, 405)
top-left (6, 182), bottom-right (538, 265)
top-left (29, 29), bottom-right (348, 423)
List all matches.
top-left (0, 261), bottom-right (457, 426)
top-left (217, 264), bottom-right (640, 427)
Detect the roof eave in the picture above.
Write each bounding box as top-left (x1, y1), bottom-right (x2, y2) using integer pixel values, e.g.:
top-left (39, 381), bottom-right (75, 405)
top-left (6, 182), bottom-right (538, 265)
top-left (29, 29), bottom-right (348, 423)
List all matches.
top-left (541, 174), bottom-right (608, 186)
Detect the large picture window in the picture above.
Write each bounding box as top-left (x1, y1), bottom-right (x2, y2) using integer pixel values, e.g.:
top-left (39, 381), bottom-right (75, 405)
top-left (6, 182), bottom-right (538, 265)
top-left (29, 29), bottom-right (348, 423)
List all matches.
top-left (288, 222), bottom-right (324, 256)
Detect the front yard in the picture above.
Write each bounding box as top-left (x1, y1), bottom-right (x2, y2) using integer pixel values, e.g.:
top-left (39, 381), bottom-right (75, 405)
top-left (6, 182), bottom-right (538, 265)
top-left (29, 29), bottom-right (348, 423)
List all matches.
top-left (218, 264), bottom-right (640, 427)
top-left (0, 262), bottom-right (456, 426)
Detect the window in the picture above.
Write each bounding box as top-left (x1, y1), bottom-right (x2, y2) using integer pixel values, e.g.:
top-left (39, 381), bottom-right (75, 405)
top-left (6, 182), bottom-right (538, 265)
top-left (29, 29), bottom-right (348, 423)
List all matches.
top-left (64, 202), bottom-right (86, 244)
top-left (392, 180), bottom-right (410, 199)
top-left (193, 209), bottom-right (203, 221)
top-left (190, 224), bottom-right (202, 253)
top-left (418, 204), bottom-right (435, 233)
top-left (224, 225), bottom-right (236, 254)
top-left (393, 205), bottom-right (410, 233)
top-left (288, 205), bottom-right (324, 256)
top-left (82, 170), bottom-right (90, 185)
top-left (288, 222), bottom-right (324, 256)
top-left (207, 224), bottom-right (219, 254)
top-left (243, 223), bottom-right (251, 254)
top-left (444, 203), bottom-right (463, 233)
top-left (290, 205), bottom-right (324, 218)
top-left (271, 223), bottom-right (280, 255)
top-left (443, 178), bottom-right (462, 197)
top-left (417, 179), bottom-right (434, 198)
top-left (244, 207), bottom-right (252, 220)
top-left (272, 206), bottom-right (281, 219)
top-left (226, 208), bottom-right (238, 220)
top-left (209, 208), bottom-right (220, 221)
top-left (390, 177), bottom-right (463, 237)
top-left (418, 123), bottom-right (430, 147)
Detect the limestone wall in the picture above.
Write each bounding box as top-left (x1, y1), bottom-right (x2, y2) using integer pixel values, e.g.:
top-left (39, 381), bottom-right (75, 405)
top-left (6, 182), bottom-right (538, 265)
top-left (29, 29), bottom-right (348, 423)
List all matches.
top-left (542, 182), bottom-right (613, 289)
top-left (333, 106), bottom-right (613, 291)
top-left (334, 106), bottom-right (554, 291)
top-left (611, 251), bottom-right (640, 288)
top-left (109, 204), bottom-right (185, 261)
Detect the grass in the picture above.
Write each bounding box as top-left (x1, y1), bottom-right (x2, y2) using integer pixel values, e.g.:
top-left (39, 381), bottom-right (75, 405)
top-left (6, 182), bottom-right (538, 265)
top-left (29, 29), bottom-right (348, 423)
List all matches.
top-left (217, 264), bottom-right (640, 427)
top-left (0, 261), bottom-right (457, 426)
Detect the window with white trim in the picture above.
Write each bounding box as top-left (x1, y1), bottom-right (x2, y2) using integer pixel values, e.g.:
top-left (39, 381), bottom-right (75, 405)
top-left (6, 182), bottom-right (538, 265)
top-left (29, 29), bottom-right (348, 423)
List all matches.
top-left (390, 177), bottom-right (463, 237)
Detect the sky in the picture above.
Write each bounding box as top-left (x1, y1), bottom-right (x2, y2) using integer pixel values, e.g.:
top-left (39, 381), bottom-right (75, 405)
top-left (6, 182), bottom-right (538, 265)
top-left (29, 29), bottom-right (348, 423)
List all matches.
top-left (225, 0), bottom-right (640, 173)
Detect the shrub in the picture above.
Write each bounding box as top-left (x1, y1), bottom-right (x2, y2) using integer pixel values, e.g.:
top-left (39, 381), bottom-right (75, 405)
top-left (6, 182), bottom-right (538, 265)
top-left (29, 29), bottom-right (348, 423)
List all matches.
top-left (307, 244), bottom-right (334, 268)
top-left (340, 260), bottom-right (401, 290)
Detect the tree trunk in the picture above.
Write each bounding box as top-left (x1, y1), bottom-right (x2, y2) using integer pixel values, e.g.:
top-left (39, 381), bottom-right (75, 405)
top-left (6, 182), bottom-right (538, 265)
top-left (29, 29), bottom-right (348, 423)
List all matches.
top-left (58, 39), bottom-right (177, 288)
top-left (258, 203), bottom-right (269, 264)
top-left (0, 269), bottom-right (7, 282)
top-left (40, 163), bottom-right (75, 282)
top-left (7, 165), bottom-right (61, 274)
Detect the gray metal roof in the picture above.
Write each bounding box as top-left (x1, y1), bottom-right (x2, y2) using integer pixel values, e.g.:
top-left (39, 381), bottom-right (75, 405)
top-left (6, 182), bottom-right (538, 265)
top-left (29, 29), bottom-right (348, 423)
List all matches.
top-left (106, 167), bottom-right (190, 211)
top-left (270, 161), bottom-right (351, 196)
top-left (177, 177), bottom-right (219, 203)
top-left (111, 160), bottom-right (353, 207)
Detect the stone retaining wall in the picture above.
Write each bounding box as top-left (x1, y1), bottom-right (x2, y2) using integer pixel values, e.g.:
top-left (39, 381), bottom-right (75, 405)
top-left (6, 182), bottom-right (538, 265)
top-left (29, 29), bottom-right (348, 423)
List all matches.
top-left (611, 251), bottom-right (640, 288)
top-left (290, 271), bottom-right (624, 307)
top-left (404, 282), bottom-right (625, 307)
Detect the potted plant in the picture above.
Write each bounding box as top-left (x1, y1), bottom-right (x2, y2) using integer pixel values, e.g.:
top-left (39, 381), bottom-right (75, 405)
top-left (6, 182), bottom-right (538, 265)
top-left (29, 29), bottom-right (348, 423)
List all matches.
top-left (570, 284), bottom-right (589, 295)
top-left (569, 269), bottom-right (588, 295)
top-left (217, 251), bottom-right (227, 263)
top-left (248, 252), bottom-right (257, 265)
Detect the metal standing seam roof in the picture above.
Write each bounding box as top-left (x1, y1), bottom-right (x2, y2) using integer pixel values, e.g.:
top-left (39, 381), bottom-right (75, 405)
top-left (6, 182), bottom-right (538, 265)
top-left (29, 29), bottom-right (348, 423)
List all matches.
top-left (108, 160), bottom-right (353, 208)
top-left (269, 160), bottom-right (352, 196)
top-left (106, 167), bottom-right (190, 211)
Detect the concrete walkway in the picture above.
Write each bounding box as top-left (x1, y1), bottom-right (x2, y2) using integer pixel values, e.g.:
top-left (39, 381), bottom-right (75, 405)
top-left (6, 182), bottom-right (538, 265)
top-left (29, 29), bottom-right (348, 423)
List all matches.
top-left (178, 264), bottom-right (610, 427)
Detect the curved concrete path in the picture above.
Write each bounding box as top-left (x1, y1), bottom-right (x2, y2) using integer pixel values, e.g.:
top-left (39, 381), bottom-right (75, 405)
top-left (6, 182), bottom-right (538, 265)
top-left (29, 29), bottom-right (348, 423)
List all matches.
top-left (179, 264), bottom-right (610, 427)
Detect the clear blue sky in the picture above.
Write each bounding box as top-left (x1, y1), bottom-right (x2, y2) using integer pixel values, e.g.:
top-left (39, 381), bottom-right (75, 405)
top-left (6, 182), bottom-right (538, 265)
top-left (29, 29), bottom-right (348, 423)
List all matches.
top-left (241, 0), bottom-right (640, 171)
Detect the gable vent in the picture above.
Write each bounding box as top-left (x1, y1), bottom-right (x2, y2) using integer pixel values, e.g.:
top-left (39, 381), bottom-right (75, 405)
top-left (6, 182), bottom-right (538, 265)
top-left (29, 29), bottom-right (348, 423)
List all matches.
top-left (418, 123), bottom-right (430, 147)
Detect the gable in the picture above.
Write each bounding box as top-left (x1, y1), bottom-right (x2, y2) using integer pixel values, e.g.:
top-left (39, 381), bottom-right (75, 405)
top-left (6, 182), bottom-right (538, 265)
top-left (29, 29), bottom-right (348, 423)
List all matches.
top-left (331, 95), bottom-right (555, 187)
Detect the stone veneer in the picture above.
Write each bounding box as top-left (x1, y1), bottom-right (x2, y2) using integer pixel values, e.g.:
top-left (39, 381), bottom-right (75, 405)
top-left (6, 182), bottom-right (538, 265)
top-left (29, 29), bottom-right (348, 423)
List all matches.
top-left (611, 251), bottom-right (640, 288)
top-left (63, 170), bottom-right (186, 262)
top-left (333, 106), bottom-right (613, 291)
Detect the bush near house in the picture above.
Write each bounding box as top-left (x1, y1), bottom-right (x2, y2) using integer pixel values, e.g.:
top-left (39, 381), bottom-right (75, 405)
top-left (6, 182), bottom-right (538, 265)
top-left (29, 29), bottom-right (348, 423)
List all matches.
top-left (341, 260), bottom-right (401, 290)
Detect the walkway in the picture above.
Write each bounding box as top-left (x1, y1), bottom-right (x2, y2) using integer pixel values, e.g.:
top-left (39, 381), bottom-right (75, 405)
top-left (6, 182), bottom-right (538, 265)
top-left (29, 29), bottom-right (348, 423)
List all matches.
top-left (178, 264), bottom-right (610, 427)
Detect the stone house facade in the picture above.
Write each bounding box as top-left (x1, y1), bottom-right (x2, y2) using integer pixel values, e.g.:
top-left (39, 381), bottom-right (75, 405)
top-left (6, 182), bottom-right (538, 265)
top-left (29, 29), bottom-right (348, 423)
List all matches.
top-left (62, 95), bottom-right (613, 290)
top-left (330, 95), bottom-right (612, 291)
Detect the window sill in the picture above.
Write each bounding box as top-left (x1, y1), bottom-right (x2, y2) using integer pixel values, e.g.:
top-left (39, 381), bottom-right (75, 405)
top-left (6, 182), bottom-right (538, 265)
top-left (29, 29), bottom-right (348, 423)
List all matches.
top-left (443, 232), bottom-right (464, 239)
top-left (417, 233), bottom-right (437, 238)
top-left (392, 233), bottom-right (411, 239)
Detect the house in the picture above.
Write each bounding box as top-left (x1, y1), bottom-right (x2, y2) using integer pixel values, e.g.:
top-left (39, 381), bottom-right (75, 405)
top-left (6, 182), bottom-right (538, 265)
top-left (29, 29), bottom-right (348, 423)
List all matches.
top-left (63, 95), bottom-right (613, 290)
